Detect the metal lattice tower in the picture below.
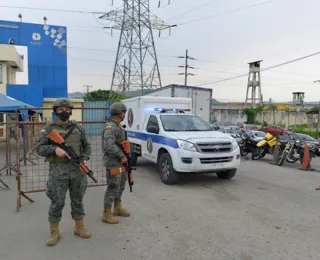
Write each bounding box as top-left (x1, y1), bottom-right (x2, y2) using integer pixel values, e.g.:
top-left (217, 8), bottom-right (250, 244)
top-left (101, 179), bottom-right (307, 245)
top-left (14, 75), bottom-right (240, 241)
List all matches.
top-left (99, 0), bottom-right (175, 97)
top-left (244, 60), bottom-right (263, 107)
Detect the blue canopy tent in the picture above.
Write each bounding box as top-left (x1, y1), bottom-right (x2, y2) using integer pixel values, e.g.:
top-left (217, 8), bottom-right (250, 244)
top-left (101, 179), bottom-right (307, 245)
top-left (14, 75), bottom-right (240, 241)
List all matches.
top-left (0, 93), bottom-right (42, 126)
top-left (0, 93), bottom-right (36, 114)
top-left (0, 93), bottom-right (43, 150)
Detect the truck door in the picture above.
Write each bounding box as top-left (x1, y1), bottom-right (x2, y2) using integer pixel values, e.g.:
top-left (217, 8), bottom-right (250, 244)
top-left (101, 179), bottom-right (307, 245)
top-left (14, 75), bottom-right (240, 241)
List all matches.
top-left (142, 115), bottom-right (160, 162)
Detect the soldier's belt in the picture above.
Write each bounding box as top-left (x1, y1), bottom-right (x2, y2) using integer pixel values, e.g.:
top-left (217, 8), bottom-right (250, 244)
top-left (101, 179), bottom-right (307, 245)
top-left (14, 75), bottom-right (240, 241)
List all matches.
top-left (110, 167), bottom-right (126, 176)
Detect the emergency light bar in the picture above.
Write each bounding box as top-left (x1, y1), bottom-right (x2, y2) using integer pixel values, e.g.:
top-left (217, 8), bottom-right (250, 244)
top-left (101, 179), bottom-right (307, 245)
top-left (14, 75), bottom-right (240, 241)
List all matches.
top-left (153, 108), bottom-right (191, 113)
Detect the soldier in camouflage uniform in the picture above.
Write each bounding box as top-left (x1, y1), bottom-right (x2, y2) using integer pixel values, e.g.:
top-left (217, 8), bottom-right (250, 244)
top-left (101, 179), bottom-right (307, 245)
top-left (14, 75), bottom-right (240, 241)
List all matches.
top-left (101, 102), bottom-right (131, 224)
top-left (35, 98), bottom-right (92, 246)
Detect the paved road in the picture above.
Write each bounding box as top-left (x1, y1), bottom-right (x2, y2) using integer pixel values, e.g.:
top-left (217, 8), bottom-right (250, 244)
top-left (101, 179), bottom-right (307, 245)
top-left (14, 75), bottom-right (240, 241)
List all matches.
top-left (1, 157), bottom-right (320, 260)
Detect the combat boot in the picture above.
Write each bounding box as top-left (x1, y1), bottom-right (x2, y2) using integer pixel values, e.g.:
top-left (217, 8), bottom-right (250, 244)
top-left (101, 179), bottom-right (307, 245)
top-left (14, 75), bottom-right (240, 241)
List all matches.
top-left (74, 218), bottom-right (91, 239)
top-left (47, 222), bottom-right (60, 246)
top-left (114, 199), bottom-right (131, 217)
top-left (101, 206), bottom-right (119, 224)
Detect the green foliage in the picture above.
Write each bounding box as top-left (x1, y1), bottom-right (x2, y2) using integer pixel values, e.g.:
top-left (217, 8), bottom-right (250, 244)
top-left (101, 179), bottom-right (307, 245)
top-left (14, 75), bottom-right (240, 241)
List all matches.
top-left (310, 106), bottom-right (320, 112)
top-left (243, 106), bottom-right (264, 124)
top-left (276, 122), bottom-right (286, 128)
top-left (268, 104), bottom-right (277, 111)
top-left (84, 89), bottom-right (131, 102)
top-left (290, 124), bottom-right (319, 139)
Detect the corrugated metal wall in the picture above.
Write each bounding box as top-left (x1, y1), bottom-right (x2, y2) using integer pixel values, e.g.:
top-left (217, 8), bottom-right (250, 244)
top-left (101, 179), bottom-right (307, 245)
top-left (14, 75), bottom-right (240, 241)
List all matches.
top-left (83, 101), bottom-right (112, 135)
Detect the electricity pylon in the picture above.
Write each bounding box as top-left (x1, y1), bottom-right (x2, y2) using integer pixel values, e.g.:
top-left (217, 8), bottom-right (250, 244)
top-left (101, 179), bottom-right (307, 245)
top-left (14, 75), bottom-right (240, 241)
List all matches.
top-left (99, 0), bottom-right (176, 97)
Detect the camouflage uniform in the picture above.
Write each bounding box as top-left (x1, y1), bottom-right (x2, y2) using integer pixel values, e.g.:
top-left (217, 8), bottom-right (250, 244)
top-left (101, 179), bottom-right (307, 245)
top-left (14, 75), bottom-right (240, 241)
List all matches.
top-left (35, 98), bottom-right (92, 246)
top-left (101, 102), bottom-right (131, 224)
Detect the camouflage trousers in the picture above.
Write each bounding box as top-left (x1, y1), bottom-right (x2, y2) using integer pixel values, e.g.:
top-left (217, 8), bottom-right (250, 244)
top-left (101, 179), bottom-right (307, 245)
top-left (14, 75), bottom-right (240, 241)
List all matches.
top-left (46, 175), bottom-right (88, 223)
top-left (104, 168), bottom-right (127, 207)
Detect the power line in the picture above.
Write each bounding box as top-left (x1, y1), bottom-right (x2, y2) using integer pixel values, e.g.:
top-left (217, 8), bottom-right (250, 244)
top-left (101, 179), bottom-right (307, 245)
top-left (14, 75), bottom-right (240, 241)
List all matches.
top-left (68, 51), bottom-right (320, 84)
top-left (0, 5), bottom-right (106, 14)
top-left (68, 56), bottom-right (318, 85)
top-left (179, 0), bottom-right (278, 26)
top-left (197, 51), bottom-right (320, 86)
top-left (194, 67), bottom-right (317, 85)
top-left (260, 51), bottom-right (320, 72)
top-left (168, 0), bottom-right (220, 21)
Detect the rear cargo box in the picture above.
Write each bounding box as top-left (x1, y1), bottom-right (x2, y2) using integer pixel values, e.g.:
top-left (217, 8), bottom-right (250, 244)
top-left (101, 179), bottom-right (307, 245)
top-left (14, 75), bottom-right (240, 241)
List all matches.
top-left (121, 96), bottom-right (192, 132)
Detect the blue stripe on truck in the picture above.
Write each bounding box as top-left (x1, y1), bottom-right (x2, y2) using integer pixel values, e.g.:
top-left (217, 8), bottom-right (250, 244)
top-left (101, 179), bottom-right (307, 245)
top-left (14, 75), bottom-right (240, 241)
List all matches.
top-left (127, 131), bottom-right (179, 149)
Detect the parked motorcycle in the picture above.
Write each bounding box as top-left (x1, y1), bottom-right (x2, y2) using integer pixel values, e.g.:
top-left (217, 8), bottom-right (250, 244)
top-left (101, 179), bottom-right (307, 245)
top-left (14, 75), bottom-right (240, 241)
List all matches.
top-left (252, 132), bottom-right (286, 160)
top-left (238, 133), bottom-right (259, 156)
top-left (279, 137), bottom-right (316, 166)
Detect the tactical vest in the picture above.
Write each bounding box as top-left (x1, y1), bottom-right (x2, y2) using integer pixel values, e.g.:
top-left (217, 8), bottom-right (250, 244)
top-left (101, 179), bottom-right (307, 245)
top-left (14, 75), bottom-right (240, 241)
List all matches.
top-left (46, 121), bottom-right (83, 163)
top-left (102, 118), bottom-right (125, 154)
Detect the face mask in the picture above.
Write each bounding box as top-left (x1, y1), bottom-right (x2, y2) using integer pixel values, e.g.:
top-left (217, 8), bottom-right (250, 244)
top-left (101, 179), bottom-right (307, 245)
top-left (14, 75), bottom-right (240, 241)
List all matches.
top-left (57, 111), bottom-right (70, 121)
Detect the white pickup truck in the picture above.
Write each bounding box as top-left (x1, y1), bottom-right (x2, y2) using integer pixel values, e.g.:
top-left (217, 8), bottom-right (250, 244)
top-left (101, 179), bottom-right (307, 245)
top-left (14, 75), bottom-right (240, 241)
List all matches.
top-left (121, 96), bottom-right (241, 184)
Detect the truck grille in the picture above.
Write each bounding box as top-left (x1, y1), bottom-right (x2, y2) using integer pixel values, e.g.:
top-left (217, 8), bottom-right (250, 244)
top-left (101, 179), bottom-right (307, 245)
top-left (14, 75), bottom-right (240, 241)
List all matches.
top-left (200, 157), bottom-right (233, 164)
top-left (196, 142), bottom-right (232, 153)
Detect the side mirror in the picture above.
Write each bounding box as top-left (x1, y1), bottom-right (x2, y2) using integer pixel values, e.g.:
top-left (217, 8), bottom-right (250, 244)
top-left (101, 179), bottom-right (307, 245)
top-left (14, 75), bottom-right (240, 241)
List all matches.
top-left (147, 125), bottom-right (159, 134)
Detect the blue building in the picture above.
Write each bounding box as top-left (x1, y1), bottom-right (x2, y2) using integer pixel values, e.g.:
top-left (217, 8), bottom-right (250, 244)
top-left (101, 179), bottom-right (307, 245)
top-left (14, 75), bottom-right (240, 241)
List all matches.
top-left (0, 19), bottom-right (68, 107)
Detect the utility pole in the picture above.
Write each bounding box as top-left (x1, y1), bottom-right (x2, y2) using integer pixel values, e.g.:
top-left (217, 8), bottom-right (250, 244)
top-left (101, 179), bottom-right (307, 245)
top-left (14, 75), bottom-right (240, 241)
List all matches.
top-left (100, 0), bottom-right (176, 97)
top-left (83, 84), bottom-right (93, 93)
top-left (178, 49), bottom-right (195, 85)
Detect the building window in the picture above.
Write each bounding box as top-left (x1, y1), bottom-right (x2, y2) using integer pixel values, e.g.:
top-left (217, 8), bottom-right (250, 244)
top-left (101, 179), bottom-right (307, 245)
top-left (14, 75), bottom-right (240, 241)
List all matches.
top-left (0, 64), bottom-right (2, 84)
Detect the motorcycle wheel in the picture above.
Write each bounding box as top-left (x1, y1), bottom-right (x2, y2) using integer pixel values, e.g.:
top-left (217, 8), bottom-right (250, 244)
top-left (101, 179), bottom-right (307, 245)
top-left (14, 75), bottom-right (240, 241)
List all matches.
top-left (285, 157), bottom-right (299, 163)
top-left (252, 147), bottom-right (264, 160)
top-left (240, 146), bottom-right (249, 156)
top-left (278, 150), bottom-right (288, 166)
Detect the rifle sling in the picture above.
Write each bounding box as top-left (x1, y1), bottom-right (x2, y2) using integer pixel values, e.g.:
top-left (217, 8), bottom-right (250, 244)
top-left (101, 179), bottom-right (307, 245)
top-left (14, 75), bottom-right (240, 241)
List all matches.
top-left (63, 123), bottom-right (77, 141)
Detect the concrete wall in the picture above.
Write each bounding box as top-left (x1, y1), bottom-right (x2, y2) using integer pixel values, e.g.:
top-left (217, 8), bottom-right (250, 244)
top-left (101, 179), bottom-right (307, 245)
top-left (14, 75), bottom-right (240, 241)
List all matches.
top-left (212, 108), bottom-right (247, 123)
top-left (0, 45), bottom-right (24, 71)
top-left (43, 98), bottom-right (84, 122)
top-left (0, 45), bottom-right (24, 95)
top-left (211, 108), bottom-right (316, 128)
top-left (0, 62), bottom-right (7, 94)
top-left (255, 111), bottom-right (308, 127)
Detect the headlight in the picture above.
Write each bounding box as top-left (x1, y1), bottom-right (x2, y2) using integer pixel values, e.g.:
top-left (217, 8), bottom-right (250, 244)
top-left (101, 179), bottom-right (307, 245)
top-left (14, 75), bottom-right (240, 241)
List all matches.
top-left (232, 139), bottom-right (239, 151)
top-left (177, 140), bottom-right (197, 152)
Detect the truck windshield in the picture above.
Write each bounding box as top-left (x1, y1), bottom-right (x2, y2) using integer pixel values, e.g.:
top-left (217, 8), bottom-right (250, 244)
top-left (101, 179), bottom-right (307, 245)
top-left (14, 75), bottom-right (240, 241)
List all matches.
top-left (160, 115), bottom-right (213, 131)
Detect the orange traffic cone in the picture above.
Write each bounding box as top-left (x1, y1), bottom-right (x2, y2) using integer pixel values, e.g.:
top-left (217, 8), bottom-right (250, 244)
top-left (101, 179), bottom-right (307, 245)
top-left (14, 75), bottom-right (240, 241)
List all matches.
top-left (299, 143), bottom-right (314, 171)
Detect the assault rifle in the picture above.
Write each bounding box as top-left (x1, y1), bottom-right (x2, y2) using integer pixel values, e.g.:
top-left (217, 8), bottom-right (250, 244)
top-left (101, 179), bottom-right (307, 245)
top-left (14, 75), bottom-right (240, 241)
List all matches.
top-left (46, 129), bottom-right (98, 183)
top-left (121, 125), bottom-right (135, 192)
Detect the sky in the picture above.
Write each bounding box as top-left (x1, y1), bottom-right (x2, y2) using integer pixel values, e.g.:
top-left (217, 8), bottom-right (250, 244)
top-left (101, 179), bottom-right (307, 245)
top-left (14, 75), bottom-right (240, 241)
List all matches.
top-left (1, 0), bottom-right (320, 102)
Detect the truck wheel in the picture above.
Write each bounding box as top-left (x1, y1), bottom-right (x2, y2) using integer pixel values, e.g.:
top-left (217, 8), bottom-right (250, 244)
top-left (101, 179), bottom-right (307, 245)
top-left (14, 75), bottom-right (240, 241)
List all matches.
top-left (216, 169), bottom-right (237, 179)
top-left (159, 153), bottom-right (179, 185)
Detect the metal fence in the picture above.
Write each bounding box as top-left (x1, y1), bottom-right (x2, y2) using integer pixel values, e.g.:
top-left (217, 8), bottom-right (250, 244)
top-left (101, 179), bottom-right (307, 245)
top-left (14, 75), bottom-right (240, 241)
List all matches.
top-left (14, 106), bottom-right (110, 211)
top-left (0, 113), bottom-right (20, 183)
top-left (83, 101), bottom-right (112, 135)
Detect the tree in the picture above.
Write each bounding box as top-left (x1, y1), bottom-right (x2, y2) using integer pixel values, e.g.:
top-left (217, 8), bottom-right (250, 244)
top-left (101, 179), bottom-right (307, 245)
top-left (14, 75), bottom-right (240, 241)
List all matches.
top-left (84, 89), bottom-right (131, 102)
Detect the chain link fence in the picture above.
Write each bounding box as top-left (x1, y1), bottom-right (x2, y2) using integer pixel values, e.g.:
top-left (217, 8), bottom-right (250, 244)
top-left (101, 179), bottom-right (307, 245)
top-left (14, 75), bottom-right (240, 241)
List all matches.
top-left (15, 107), bottom-right (109, 210)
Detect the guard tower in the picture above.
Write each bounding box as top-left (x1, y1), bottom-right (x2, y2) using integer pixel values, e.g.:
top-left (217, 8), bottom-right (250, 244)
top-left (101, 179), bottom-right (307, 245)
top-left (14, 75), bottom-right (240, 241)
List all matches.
top-left (244, 60), bottom-right (263, 107)
top-left (292, 92), bottom-right (304, 111)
